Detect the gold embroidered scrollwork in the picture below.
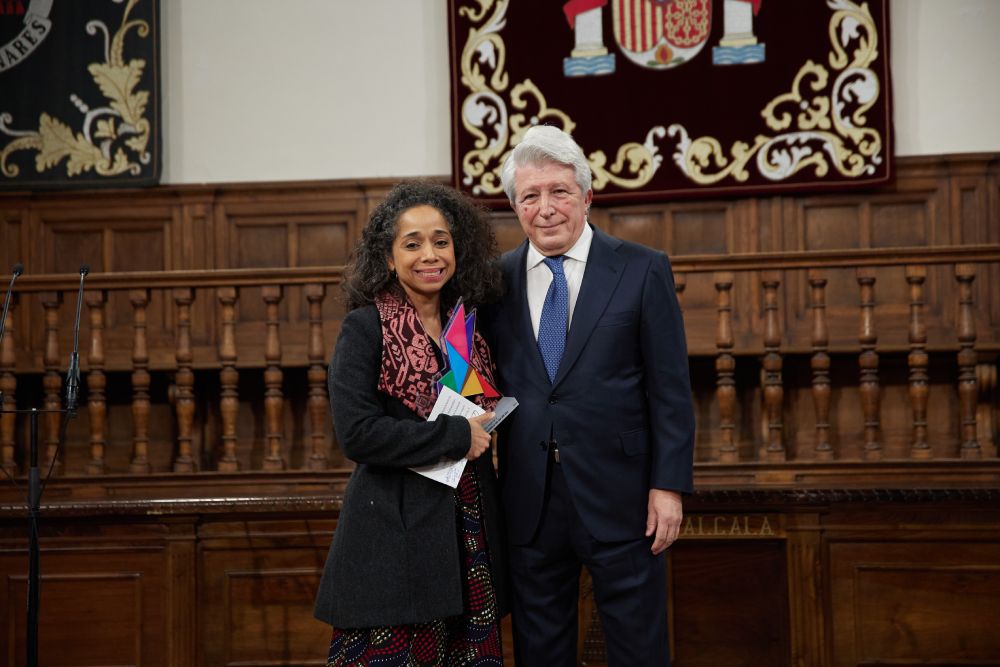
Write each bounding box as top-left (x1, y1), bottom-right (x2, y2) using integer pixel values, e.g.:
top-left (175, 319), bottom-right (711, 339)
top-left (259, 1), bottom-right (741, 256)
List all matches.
top-left (1, 0), bottom-right (152, 179)
top-left (671, 0), bottom-right (883, 185)
top-left (457, 0), bottom-right (665, 195)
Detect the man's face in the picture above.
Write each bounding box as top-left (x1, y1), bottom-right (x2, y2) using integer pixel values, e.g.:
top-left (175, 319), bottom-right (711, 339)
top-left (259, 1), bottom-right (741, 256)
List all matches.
top-left (511, 161), bottom-right (592, 257)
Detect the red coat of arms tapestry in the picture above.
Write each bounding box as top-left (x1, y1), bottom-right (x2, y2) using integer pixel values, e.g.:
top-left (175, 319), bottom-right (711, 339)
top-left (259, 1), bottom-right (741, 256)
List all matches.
top-left (448, 0), bottom-right (892, 204)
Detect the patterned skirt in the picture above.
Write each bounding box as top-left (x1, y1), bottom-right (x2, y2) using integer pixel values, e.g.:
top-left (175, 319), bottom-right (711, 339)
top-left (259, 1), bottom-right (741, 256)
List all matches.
top-left (326, 467), bottom-right (503, 667)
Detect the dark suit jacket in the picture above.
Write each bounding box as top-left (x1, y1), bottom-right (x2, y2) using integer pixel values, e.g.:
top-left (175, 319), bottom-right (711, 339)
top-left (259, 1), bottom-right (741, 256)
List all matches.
top-left (313, 305), bottom-right (509, 628)
top-left (488, 226), bottom-right (695, 545)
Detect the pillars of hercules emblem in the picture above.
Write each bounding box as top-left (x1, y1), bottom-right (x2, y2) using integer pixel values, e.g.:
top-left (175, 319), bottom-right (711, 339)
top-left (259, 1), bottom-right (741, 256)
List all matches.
top-left (713, 0), bottom-right (766, 65)
top-left (562, 1), bottom-right (615, 77)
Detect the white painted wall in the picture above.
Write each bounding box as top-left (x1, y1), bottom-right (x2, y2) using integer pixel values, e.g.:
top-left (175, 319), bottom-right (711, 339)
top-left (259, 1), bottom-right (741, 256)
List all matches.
top-left (160, 0), bottom-right (1000, 184)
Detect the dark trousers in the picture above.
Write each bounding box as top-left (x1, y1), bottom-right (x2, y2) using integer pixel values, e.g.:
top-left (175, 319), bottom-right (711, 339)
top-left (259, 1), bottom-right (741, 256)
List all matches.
top-left (508, 462), bottom-right (670, 667)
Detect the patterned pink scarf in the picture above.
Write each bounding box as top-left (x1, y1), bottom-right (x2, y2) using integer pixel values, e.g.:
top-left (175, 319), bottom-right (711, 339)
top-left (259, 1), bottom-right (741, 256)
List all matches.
top-left (375, 287), bottom-right (499, 419)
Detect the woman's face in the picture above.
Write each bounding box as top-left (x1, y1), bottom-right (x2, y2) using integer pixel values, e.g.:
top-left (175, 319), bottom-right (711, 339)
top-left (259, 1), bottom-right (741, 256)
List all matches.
top-left (387, 205), bottom-right (456, 304)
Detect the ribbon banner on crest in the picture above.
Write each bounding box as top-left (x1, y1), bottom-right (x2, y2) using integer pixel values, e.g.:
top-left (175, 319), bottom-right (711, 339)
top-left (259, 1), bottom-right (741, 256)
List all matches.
top-left (0, 0), bottom-right (160, 189)
top-left (448, 0), bottom-right (892, 204)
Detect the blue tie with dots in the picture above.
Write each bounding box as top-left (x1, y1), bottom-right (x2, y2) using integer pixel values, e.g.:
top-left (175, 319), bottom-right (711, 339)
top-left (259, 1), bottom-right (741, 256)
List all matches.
top-left (537, 256), bottom-right (568, 383)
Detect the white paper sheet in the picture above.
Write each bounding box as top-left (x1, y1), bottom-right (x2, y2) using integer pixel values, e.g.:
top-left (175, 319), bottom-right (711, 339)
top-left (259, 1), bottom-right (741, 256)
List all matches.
top-left (409, 387), bottom-right (519, 488)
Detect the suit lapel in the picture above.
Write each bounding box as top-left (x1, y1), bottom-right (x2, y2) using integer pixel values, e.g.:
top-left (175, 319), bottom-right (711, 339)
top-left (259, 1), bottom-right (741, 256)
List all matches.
top-left (553, 227), bottom-right (625, 387)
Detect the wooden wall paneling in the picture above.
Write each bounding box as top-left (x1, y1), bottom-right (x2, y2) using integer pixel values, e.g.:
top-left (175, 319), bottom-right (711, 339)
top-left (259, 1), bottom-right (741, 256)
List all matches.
top-left (0, 207), bottom-right (25, 282)
top-left (179, 199), bottom-right (218, 375)
top-left (167, 519), bottom-right (198, 666)
top-left (604, 206), bottom-right (664, 250)
top-left (0, 520), bottom-right (177, 667)
top-left (489, 209), bottom-right (525, 254)
top-left (33, 206), bottom-right (175, 373)
top-left (221, 198), bottom-right (357, 368)
top-left (669, 520), bottom-right (790, 667)
top-left (785, 513), bottom-right (827, 667)
top-left (829, 540), bottom-right (1000, 666)
top-left (952, 163), bottom-right (997, 340)
top-left (198, 518), bottom-right (334, 667)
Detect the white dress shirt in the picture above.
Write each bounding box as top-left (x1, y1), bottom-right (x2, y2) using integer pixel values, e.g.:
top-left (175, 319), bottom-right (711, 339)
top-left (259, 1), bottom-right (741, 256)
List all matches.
top-left (525, 223), bottom-right (593, 339)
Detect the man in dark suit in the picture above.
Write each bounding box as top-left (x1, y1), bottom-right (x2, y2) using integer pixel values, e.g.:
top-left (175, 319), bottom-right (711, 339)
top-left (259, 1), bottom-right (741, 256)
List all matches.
top-left (488, 125), bottom-right (695, 666)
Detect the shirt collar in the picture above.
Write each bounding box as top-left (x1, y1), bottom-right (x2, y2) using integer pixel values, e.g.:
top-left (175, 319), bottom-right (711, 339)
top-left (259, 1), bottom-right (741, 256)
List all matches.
top-left (526, 222), bottom-right (594, 270)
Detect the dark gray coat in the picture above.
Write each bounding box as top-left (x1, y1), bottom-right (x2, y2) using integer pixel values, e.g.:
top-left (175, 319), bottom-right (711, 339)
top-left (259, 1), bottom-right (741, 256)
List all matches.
top-left (313, 305), bottom-right (509, 628)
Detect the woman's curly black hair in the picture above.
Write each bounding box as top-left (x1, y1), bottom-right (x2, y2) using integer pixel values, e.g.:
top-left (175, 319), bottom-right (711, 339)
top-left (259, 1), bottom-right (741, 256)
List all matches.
top-left (343, 181), bottom-right (503, 311)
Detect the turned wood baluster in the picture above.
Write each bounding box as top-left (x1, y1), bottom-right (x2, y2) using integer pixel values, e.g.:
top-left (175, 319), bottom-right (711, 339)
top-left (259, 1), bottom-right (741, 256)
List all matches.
top-left (673, 271), bottom-right (687, 311)
top-left (977, 363), bottom-right (996, 457)
top-left (41, 292), bottom-right (63, 473)
top-left (857, 269), bottom-right (881, 461)
top-left (0, 297), bottom-right (16, 476)
top-left (129, 289), bottom-right (152, 473)
top-left (714, 273), bottom-right (737, 463)
top-left (85, 290), bottom-right (107, 475)
top-left (217, 287), bottom-right (240, 472)
top-left (808, 270), bottom-right (833, 460)
top-left (906, 267), bottom-right (931, 459)
top-left (955, 264), bottom-right (980, 459)
top-left (173, 288), bottom-right (196, 472)
top-left (262, 286), bottom-right (286, 470)
top-left (761, 273), bottom-right (784, 461)
top-left (306, 283), bottom-right (330, 470)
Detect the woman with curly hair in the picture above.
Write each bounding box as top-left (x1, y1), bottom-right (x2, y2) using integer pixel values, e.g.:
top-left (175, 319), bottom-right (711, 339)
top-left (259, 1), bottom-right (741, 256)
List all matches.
top-left (314, 181), bottom-right (508, 666)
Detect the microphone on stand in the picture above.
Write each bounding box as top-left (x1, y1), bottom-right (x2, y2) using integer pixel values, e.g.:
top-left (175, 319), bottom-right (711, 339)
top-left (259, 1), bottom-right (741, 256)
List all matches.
top-left (0, 263), bottom-right (24, 410)
top-left (64, 264), bottom-right (89, 418)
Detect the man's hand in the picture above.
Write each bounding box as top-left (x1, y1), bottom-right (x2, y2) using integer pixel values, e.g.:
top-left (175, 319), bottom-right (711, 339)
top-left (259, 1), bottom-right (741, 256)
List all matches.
top-left (646, 489), bottom-right (683, 555)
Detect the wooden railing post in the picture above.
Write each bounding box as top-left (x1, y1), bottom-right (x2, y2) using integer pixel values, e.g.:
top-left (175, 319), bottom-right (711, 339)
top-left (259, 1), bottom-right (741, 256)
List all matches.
top-left (906, 266), bottom-right (931, 459)
top-left (262, 286), bottom-right (285, 470)
top-left (956, 264), bottom-right (980, 459)
top-left (857, 269), bottom-right (881, 460)
top-left (673, 271), bottom-right (687, 311)
top-left (0, 296), bottom-right (16, 476)
top-left (129, 289), bottom-right (152, 474)
top-left (808, 270), bottom-right (832, 460)
top-left (85, 290), bottom-right (108, 475)
top-left (172, 288), bottom-right (196, 472)
top-left (305, 283), bottom-right (330, 470)
top-left (714, 272), bottom-right (737, 463)
top-left (41, 292), bottom-right (63, 473)
top-left (761, 272), bottom-right (784, 461)
top-left (217, 287), bottom-right (240, 472)
top-left (977, 362), bottom-right (996, 457)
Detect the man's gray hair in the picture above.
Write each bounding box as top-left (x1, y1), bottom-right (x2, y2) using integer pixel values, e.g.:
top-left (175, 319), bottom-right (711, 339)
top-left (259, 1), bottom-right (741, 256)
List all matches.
top-left (500, 125), bottom-right (593, 203)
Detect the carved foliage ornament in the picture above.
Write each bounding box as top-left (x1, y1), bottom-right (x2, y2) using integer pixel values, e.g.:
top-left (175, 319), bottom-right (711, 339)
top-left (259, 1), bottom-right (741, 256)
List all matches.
top-left (0, 0), bottom-right (156, 183)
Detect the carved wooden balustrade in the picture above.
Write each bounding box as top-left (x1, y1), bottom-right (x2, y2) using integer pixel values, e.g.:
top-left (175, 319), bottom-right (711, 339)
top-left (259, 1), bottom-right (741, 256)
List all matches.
top-left (0, 267), bottom-right (346, 486)
top-left (667, 245), bottom-right (1000, 482)
top-left (0, 244), bottom-right (997, 495)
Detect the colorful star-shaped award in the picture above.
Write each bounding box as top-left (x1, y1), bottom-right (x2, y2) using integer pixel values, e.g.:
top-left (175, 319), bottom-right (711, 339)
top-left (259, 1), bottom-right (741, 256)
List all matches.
top-left (436, 300), bottom-right (500, 399)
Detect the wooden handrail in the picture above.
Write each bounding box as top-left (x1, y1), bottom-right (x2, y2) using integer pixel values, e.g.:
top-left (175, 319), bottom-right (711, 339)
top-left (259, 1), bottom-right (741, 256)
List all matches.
top-left (4, 244), bottom-right (1000, 288)
top-left (5, 266), bottom-right (345, 291)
